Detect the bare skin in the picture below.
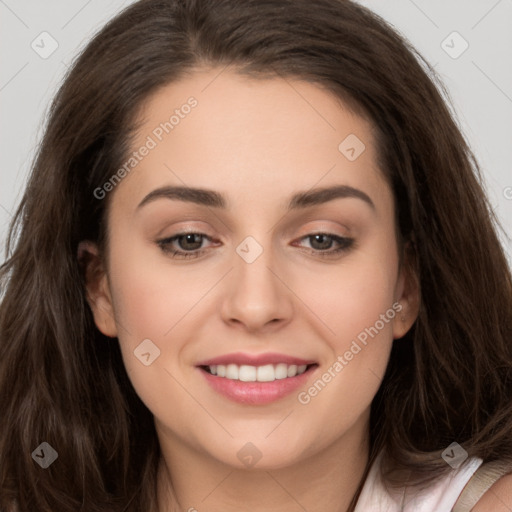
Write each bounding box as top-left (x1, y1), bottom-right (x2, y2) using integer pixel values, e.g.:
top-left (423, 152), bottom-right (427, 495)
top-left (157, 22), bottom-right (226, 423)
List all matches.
top-left (473, 474), bottom-right (512, 511)
top-left (82, 67), bottom-right (420, 512)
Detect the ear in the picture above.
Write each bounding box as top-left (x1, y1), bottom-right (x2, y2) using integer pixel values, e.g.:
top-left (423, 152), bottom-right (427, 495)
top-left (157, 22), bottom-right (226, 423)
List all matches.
top-left (77, 240), bottom-right (118, 338)
top-left (393, 241), bottom-right (420, 340)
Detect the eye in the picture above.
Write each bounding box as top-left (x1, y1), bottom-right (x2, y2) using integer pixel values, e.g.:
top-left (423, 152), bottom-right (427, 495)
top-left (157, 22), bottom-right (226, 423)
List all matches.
top-left (157, 232), bottom-right (214, 259)
top-left (156, 231), bottom-right (354, 260)
top-left (295, 233), bottom-right (354, 257)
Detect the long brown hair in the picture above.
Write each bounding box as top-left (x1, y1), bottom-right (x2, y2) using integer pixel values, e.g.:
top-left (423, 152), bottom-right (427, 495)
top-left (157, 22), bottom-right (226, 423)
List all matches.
top-left (1, 0), bottom-right (511, 510)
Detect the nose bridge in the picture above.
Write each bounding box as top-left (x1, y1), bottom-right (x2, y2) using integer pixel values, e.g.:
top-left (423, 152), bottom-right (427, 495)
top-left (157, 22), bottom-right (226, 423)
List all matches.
top-left (234, 234), bottom-right (281, 304)
top-left (220, 233), bottom-right (293, 330)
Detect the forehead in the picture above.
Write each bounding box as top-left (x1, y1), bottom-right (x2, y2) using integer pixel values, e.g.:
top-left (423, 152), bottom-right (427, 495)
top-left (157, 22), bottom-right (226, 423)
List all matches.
top-left (112, 67), bottom-right (390, 215)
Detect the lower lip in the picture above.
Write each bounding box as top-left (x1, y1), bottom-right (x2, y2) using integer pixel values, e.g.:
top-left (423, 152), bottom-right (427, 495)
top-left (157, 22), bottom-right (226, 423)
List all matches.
top-left (198, 366), bottom-right (317, 405)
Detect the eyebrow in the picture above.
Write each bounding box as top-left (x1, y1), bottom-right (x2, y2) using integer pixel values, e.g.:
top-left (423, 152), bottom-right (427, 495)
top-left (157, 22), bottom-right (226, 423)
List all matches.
top-left (137, 184), bottom-right (375, 211)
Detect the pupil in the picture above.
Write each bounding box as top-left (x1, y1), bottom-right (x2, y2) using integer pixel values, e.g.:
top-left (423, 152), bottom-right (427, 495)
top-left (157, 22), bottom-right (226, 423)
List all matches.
top-left (180, 234), bottom-right (202, 250)
top-left (312, 234), bottom-right (331, 250)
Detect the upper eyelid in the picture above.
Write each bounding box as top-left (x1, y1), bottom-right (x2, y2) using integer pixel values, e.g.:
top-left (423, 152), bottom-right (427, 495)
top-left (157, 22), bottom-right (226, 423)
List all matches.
top-left (160, 220), bottom-right (351, 238)
top-left (158, 230), bottom-right (349, 240)
top-left (158, 231), bottom-right (351, 248)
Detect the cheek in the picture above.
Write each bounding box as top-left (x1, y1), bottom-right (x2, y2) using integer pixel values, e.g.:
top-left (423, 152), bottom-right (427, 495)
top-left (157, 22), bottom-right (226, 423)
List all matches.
top-left (294, 263), bottom-right (398, 439)
top-left (105, 242), bottom-right (222, 407)
top-left (290, 238), bottom-right (399, 416)
top-left (293, 243), bottom-right (399, 349)
top-left (108, 238), bottom-right (215, 339)
top-left (108, 260), bottom-right (191, 423)
top-left (303, 273), bottom-right (396, 396)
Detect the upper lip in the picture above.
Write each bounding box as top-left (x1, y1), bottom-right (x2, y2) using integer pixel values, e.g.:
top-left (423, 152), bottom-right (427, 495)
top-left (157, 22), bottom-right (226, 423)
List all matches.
top-left (196, 352), bottom-right (317, 367)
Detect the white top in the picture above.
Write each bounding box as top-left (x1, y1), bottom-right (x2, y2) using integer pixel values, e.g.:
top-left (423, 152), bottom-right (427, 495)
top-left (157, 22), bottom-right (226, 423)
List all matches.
top-left (354, 452), bottom-right (483, 512)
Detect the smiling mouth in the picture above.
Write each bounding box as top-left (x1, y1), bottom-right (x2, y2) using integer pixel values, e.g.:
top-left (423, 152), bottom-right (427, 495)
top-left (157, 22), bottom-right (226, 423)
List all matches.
top-left (200, 363), bottom-right (318, 382)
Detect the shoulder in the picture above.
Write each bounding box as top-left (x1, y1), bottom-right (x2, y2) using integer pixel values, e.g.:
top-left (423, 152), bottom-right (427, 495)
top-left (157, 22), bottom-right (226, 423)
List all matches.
top-left (472, 472), bottom-right (512, 511)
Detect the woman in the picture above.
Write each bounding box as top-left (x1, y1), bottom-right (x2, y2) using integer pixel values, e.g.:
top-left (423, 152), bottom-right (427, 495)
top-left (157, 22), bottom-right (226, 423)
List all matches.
top-left (1, 0), bottom-right (511, 510)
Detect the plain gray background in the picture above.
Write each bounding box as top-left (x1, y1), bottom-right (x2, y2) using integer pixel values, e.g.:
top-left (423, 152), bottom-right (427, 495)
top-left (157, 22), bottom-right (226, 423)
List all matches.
top-left (1, 0), bottom-right (511, 265)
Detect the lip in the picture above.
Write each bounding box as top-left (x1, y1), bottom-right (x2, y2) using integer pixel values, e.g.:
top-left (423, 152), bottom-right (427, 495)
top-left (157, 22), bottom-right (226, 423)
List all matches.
top-left (196, 352), bottom-right (318, 405)
top-left (196, 352), bottom-right (316, 367)
top-left (199, 367), bottom-right (317, 405)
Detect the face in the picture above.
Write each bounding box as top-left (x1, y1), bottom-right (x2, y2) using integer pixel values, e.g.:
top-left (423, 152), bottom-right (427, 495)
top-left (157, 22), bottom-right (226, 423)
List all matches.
top-left (83, 67), bottom-right (418, 470)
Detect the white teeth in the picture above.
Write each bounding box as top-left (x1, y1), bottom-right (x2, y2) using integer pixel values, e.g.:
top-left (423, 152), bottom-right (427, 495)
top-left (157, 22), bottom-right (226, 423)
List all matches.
top-left (257, 364), bottom-right (275, 382)
top-left (275, 363), bottom-right (288, 380)
top-left (207, 363), bottom-right (309, 382)
top-left (287, 364), bottom-right (298, 377)
top-left (239, 365), bottom-right (257, 382)
top-left (226, 364), bottom-right (238, 380)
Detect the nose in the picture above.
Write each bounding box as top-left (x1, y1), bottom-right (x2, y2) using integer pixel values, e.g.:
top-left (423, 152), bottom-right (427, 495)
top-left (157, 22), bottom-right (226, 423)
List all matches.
top-left (220, 240), bottom-right (294, 333)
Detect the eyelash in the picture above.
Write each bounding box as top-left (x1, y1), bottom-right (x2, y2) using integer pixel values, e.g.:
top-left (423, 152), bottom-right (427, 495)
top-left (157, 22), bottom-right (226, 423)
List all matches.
top-left (157, 231), bottom-right (354, 260)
